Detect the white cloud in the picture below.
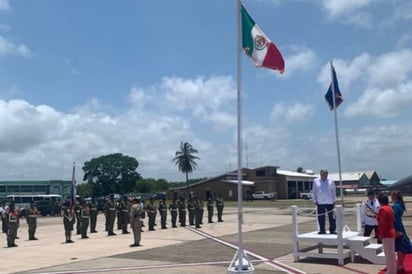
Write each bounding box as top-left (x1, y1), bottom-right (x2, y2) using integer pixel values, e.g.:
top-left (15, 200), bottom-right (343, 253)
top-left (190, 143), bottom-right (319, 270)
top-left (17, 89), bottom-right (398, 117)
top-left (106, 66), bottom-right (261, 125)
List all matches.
top-left (394, 1), bottom-right (412, 21)
top-left (321, 0), bottom-right (378, 18)
top-left (271, 102), bottom-right (314, 123)
top-left (0, 0), bottom-right (9, 11)
top-left (345, 81), bottom-right (412, 118)
top-left (64, 58), bottom-right (80, 76)
top-left (282, 47), bottom-right (317, 77)
top-left (0, 35), bottom-right (31, 58)
top-left (0, 24), bottom-right (10, 32)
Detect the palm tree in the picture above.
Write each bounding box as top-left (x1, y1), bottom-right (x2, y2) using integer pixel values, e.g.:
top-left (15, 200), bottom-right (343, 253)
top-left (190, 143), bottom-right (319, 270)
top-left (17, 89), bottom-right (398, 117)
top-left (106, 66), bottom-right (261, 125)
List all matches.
top-left (173, 142), bottom-right (200, 189)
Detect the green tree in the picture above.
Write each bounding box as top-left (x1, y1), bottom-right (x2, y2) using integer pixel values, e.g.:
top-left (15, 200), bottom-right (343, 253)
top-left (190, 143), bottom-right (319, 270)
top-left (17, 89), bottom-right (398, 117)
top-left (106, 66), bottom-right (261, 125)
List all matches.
top-left (82, 153), bottom-right (141, 196)
top-left (296, 167), bottom-right (304, 173)
top-left (172, 142), bottom-right (200, 189)
top-left (76, 183), bottom-right (93, 198)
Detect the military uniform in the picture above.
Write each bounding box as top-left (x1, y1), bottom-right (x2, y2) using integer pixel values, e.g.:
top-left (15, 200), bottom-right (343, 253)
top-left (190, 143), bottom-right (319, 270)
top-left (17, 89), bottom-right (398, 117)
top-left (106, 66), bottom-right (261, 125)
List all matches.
top-left (207, 197), bottom-right (214, 223)
top-left (74, 201), bottom-right (82, 235)
top-left (146, 199), bottom-right (157, 231)
top-left (88, 198), bottom-right (98, 233)
top-left (216, 195), bottom-right (224, 222)
top-left (199, 198), bottom-right (204, 225)
top-left (129, 199), bottom-right (143, 247)
top-left (169, 199), bottom-right (178, 228)
top-left (80, 202), bottom-right (90, 239)
top-left (158, 199), bottom-right (168, 229)
top-left (62, 202), bottom-right (75, 243)
top-left (26, 203), bottom-right (39, 240)
top-left (7, 203), bottom-right (19, 247)
top-left (187, 198), bottom-right (195, 226)
top-left (119, 198), bottom-right (130, 234)
top-left (194, 198), bottom-right (201, 228)
top-left (178, 198), bottom-right (186, 227)
top-left (104, 196), bottom-right (117, 236)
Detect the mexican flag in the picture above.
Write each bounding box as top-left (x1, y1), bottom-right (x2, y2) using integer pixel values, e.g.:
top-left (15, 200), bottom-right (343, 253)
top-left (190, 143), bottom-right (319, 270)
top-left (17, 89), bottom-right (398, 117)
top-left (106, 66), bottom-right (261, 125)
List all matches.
top-left (241, 4), bottom-right (285, 73)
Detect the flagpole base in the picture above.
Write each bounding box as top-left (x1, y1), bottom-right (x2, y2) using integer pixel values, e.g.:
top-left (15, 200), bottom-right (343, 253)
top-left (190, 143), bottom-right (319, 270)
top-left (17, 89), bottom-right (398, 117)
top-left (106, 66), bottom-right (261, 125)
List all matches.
top-left (228, 250), bottom-right (254, 274)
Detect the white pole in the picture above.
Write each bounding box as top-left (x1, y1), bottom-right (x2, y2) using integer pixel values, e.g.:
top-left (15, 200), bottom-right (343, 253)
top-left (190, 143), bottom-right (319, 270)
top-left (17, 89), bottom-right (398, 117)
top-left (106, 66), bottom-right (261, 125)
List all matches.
top-left (330, 62), bottom-right (344, 206)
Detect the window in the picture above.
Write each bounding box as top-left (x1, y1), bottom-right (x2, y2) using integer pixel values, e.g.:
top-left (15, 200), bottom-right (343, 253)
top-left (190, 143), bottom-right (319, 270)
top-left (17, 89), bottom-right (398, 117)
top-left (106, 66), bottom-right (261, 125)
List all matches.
top-left (7, 186), bottom-right (20, 193)
top-left (21, 185), bottom-right (33, 192)
top-left (33, 185), bottom-right (47, 192)
top-left (256, 170), bottom-right (265, 176)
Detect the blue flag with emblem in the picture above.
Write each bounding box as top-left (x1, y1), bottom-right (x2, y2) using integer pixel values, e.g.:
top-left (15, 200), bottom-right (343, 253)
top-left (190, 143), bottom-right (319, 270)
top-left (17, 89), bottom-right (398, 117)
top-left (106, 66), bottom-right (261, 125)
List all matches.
top-left (325, 64), bottom-right (343, 110)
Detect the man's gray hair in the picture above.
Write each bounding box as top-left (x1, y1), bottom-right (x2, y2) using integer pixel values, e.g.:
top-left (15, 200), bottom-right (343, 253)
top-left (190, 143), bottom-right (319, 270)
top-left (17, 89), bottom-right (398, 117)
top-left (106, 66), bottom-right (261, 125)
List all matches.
top-left (320, 168), bottom-right (328, 174)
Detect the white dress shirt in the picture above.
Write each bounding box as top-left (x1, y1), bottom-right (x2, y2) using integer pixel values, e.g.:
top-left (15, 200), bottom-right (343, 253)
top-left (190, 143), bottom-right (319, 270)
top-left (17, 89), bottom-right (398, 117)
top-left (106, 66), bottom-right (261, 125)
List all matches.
top-left (312, 177), bottom-right (336, 205)
top-left (360, 198), bottom-right (379, 226)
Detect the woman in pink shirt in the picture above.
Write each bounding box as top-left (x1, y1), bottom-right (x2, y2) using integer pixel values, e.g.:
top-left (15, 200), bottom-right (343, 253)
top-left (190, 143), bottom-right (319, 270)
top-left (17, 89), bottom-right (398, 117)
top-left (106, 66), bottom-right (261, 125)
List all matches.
top-left (377, 194), bottom-right (397, 274)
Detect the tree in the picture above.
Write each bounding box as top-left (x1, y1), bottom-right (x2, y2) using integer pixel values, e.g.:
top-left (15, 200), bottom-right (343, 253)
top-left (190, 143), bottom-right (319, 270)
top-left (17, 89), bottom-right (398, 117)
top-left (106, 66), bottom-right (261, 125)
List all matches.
top-left (296, 167), bottom-right (304, 173)
top-left (76, 183), bottom-right (93, 198)
top-left (82, 153), bottom-right (141, 196)
top-left (172, 142), bottom-right (200, 189)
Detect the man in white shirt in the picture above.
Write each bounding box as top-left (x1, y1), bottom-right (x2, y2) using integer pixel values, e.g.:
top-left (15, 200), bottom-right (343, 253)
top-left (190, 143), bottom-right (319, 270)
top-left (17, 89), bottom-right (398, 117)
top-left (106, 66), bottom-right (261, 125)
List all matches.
top-left (361, 189), bottom-right (381, 243)
top-left (312, 169), bottom-right (336, 234)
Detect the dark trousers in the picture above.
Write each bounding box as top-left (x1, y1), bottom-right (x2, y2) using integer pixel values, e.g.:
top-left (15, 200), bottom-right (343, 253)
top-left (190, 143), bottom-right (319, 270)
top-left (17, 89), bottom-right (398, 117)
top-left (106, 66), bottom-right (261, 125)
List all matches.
top-left (317, 204), bottom-right (336, 233)
top-left (364, 224), bottom-right (381, 243)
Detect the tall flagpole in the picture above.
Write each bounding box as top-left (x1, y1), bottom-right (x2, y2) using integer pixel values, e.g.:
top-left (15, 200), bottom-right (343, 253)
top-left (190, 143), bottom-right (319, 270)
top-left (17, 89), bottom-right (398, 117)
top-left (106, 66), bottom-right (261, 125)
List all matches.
top-left (228, 0), bottom-right (253, 273)
top-left (330, 62), bottom-right (344, 205)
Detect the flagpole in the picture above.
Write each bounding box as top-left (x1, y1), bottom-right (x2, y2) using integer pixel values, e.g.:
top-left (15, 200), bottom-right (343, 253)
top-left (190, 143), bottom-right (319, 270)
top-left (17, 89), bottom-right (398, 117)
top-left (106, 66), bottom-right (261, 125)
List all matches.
top-left (330, 62), bottom-right (344, 206)
top-left (228, 0), bottom-right (253, 273)
top-left (71, 161), bottom-right (77, 207)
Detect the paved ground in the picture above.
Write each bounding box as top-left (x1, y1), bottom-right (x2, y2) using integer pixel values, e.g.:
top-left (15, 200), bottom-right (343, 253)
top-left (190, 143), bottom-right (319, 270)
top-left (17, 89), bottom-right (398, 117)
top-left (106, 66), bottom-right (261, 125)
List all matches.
top-left (2, 201), bottom-right (409, 274)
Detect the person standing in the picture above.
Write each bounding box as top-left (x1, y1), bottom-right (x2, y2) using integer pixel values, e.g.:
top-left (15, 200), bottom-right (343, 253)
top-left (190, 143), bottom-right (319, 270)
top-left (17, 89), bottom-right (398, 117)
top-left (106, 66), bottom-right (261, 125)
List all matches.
top-left (377, 194), bottom-right (396, 274)
top-left (207, 196), bottom-right (214, 223)
top-left (146, 198), bottom-right (157, 231)
top-left (194, 196), bottom-right (201, 229)
top-left (312, 169), bottom-right (336, 234)
top-left (62, 201), bottom-right (76, 243)
top-left (178, 197), bottom-right (186, 227)
top-left (391, 190), bottom-right (412, 272)
top-left (187, 196), bottom-right (195, 226)
top-left (199, 197), bottom-right (204, 225)
top-left (158, 198), bottom-right (168, 229)
top-left (0, 201), bottom-right (7, 233)
top-left (119, 196), bottom-right (130, 234)
top-left (169, 199), bottom-right (178, 228)
top-left (104, 194), bottom-right (117, 236)
top-left (80, 200), bottom-right (90, 239)
top-left (7, 201), bottom-right (19, 247)
top-left (74, 199), bottom-right (82, 235)
top-left (26, 201), bottom-right (39, 240)
top-left (88, 197), bottom-right (98, 233)
top-left (216, 193), bottom-right (224, 222)
top-left (129, 197), bottom-right (143, 247)
top-left (361, 189), bottom-right (380, 243)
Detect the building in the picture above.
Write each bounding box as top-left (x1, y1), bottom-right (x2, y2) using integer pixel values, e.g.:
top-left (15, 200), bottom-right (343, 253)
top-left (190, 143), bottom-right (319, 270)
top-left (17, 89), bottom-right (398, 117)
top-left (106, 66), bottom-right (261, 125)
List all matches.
top-left (328, 170), bottom-right (382, 194)
top-left (168, 166), bottom-right (317, 201)
top-left (0, 180), bottom-right (72, 199)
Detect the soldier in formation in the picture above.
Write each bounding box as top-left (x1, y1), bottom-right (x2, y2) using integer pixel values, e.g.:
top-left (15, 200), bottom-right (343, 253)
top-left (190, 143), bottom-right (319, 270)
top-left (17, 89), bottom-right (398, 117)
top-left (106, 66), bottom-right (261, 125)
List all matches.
top-left (194, 196), bottom-right (202, 229)
top-left (7, 201), bottom-right (19, 247)
top-left (207, 196), bottom-right (214, 223)
top-left (80, 199), bottom-right (90, 239)
top-left (216, 193), bottom-right (224, 222)
top-left (129, 197), bottom-right (143, 247)
top-left (169, 199), bottom-right (178, 228)
top-left (178, 197), bottom-right (186, 227)
top-left (119, 196), bottom-right (130, 234)
top-left (104, 194), bottom-right (117, 236)
top-left (74, 199), bottom-right (82, 235)
top-left (146, 198), bottom-right (157, 231)
top-left (88, 197), bottom-right (98, 233)
top-left (187, 195), bottom-right (195, 226)
top-left (26, 201), bottom-right (39, 240)
top-left (158, 198), bottom-right (168, 229)
top-left (62, 201), bottom-right (76, 243)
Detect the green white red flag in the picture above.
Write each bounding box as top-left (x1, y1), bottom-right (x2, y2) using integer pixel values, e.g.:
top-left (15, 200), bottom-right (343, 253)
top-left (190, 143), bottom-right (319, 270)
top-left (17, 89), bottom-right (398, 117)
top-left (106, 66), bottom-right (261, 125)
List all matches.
top-left (241, 4), bottom-right (285, 73)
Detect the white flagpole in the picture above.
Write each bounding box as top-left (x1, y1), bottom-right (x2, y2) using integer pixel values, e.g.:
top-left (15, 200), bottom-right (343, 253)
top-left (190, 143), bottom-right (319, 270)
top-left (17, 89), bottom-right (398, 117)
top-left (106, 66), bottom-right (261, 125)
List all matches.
top-left (330, 62), bottom-right (344, 205)
top-left (228, 0), bottom-right (253, 273)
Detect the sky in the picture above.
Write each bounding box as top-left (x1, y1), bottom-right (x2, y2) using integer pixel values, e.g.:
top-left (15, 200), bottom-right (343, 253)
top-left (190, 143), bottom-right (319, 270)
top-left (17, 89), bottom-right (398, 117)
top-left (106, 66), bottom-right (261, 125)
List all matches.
top-left (0, 0), bottom-right (411, 183)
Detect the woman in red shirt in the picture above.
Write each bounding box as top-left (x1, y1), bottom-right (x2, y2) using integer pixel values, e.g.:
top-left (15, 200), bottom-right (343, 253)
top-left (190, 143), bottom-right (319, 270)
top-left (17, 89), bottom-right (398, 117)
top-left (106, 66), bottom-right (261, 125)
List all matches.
top-left (377, 194), bottom-right (397, 274)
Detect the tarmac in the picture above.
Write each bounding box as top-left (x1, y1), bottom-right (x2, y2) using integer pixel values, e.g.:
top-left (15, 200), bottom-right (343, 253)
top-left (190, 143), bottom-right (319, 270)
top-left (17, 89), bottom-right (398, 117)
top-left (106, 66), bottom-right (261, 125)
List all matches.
top-left (2, 202), bottom-right (405, 274)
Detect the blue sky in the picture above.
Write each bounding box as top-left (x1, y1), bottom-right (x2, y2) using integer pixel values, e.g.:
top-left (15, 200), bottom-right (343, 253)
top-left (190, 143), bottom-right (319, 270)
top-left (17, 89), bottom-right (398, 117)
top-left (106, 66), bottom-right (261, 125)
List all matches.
top-left (0, 0), bottom-right (412, 182)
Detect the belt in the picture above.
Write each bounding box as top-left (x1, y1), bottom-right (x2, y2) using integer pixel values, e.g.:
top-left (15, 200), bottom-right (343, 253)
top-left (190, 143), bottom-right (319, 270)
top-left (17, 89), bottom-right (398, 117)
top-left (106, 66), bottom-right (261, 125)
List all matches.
top-left (28, 215), bottom-right (37, 217)
top-left (121, 210), bottom-right (129, 212)
top-left (109, 208), bottom-right (116, 211)
top-left (90, 208), bottom-right (97, 210)
top-left (82, 216), bottom-right (89, 219)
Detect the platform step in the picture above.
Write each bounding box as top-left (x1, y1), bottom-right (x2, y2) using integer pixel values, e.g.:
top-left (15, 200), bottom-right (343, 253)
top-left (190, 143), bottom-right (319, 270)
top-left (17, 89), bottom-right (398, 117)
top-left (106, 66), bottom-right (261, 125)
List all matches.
top-left (364, 243), bottom-right (383, 252)
top-left (348, 236), bottom-right (370, 244)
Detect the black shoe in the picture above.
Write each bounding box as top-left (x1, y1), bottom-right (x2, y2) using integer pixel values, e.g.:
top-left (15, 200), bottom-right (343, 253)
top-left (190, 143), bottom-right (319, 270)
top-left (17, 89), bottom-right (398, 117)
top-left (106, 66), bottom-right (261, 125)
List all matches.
top-left (15, 236), bottom-right (20, 239)
top-left (81, 236), bottom-right (89, 239)
top-left (208, 221), bottom-right (214, 223)
top-left (172, 225), bottom-right (177, 228)
top-left (196, 226), bottom-right (202, 228)
top-left (108, 232), bottom-right (117, 236)
top-left (29, 237), bottom-right (38, 240)
top-left (149, 229), bottom-right (155, 231)
top-left (8, 244), bottom-right (18, 247)
top-left (141, 230), bottom-right (144, 232)
top-left (330, 231), bottom-right (337, 234)
top-left (318, 231), bottom-right (326, 235)
top-left (67, 240), bottom-right (74, 243)
top-left (122, 231), bottom-right (130, 234)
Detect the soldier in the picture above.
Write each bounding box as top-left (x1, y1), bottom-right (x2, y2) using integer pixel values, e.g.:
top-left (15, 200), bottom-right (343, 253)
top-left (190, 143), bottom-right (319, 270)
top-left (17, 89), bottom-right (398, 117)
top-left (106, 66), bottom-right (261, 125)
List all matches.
top-left (178, 197), bottom-right (186, 227)
top-left (129, 197), bottom-right (143, 247)
top-left (169, 199), bottom-right (178, 228)
top-left (26, 201), bottom-right (39, 240)
top-left (62, 201), bottom-right (76, 243)
top-left (7, 201), bottom-right (19, 247)
top-left (119, 196), bottom-right (130, 234)
top-left (199, 197), bottom-right (204, 225)
top-left (187, 196), bottom-right (195, 226)
top-left (80, 199), bottom-right (90, 239)
top-left (74, 198), bottom-right (82, 235)
top-left (216, 193), bottom-right (224, 222)
top-left (146, 198), bottom-right (156, 231)
top-left (158, 198), bottom-right (168, 229)
top-left (104, 194), bottom-right (117, 236)
top-left (207, 196), bottom-right (214, 223)
top-left (194, 196), bottom-right (201, 229)
top-left (88, 197), bottom-right (98, 233)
